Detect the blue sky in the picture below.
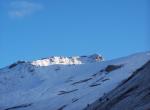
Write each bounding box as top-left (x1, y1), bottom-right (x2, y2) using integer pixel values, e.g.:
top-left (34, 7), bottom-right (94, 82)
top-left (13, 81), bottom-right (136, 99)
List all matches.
top-left (0, 0), bottom-right (149, 68)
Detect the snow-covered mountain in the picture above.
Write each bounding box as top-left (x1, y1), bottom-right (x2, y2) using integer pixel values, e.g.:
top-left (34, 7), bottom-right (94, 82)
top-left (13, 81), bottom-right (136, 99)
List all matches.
top-left (0, 52), bottom-right (150, 110)
top-left (31, 54), bottom-right (103, 66)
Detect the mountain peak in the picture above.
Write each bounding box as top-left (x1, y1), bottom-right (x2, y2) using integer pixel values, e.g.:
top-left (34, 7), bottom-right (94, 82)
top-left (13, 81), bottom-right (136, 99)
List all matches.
top-left (31, 54), bottom-right (104, 66)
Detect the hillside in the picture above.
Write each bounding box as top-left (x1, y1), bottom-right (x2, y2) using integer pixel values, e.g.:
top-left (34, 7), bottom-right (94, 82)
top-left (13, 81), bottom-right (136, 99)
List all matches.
top-left (85, 59), bottom-right (150, 110)
top-left (0, 52), bottom-right (150, 110)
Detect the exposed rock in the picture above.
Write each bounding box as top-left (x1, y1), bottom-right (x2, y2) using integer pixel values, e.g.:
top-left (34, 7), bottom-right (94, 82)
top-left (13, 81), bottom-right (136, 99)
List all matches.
top-left (72, 78), bottom-right (92, 85)
top-left (84, 61), bottom-right (150, 110)
top-left (105, 64), bottom-right (123, 72)
top-left (58, 89), bottom-right (78, 95)
top-left (8, 61), bottom-right (26, 69)
top-left (4, 103), bottom-right (32, 110)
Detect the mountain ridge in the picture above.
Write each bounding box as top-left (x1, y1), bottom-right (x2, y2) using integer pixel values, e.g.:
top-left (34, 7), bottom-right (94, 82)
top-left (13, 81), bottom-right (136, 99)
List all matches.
top-left (31, 54), bottom-right (104, 66)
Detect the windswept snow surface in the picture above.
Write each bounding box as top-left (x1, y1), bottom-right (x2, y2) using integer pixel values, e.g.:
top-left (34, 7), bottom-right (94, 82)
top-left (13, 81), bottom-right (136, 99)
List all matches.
top-left (0, 52), bottom-right (150, 110)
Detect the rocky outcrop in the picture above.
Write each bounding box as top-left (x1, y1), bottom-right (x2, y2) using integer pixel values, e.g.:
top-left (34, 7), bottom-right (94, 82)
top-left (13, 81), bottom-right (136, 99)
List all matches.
top-left (31, 54), bottom-right (104, 66)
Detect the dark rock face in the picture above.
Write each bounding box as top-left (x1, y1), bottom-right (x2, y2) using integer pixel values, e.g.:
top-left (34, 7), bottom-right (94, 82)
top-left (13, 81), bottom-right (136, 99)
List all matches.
top-left (105, 64), bottom-right (123, 72)
top-left (8, 61), bottom-right (26, 69)
top-left (88, 54), bottom-right (104, 61)
top-left (4, 103), bottom-right (32, 110)
top-left (84, 61), bottom-right (150, 110)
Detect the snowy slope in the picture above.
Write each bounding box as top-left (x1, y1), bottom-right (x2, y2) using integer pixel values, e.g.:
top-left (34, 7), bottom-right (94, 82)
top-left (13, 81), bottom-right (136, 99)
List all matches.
top-left (0, 52), bottom-right (150, 110)
top-left (85, 57), bottom-right (150, 110)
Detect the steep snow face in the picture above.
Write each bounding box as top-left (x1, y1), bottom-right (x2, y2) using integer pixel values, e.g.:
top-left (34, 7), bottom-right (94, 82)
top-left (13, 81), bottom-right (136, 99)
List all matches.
top-left (31, 54), bottom-right (103, 66)
top-left (0, 52), bottom-right (150, 110)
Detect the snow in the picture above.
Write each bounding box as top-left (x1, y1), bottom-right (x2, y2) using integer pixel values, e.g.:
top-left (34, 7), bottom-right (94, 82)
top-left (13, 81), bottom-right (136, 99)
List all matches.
top-left (31, 54), bottom-right (103, 66)
top-left (0, 51), bottom-right (149, 110)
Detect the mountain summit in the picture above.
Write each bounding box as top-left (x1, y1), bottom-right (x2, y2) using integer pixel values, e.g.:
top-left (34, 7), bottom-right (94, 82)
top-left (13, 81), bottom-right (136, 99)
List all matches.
top-left (31, 54), bottom-right (104, 66)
